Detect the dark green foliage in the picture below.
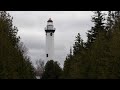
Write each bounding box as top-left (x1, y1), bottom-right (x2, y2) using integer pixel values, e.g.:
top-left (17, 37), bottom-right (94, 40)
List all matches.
top-left (106, 11), bottom-right (114, 31)
top-left (73, 33), bottom-right (84, 56)
top-left (63, 33), bottom-right (85, 79)
top-left (41, 60), bottom-right (62, 79)
top-left (86, 11), bottom-right (106, 48)
top-left (63, 11), bottom-right (120, 79)
top-left (0, 11), bottom-right (35, 79)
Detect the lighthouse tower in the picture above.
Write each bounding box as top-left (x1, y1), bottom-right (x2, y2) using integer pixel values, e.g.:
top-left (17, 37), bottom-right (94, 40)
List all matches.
top-left (45, 18), bottom-right (55, 61)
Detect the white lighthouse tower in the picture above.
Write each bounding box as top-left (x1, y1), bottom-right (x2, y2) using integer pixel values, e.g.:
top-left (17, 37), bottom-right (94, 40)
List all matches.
top-left (45, 18), bottom-right (55, 61)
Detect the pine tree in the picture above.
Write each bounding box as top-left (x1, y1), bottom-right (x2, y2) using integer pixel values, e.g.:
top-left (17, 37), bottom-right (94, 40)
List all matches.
top-left (63, 33), bottom-right (85, 79)
top-left (41, 60), bottom-right (62, 79)
top-left (106, 11), bottom-right (114, 31)
top-left (63, 47), bottom-right (73, 79)
top-left (73, 33), bottom-right (84, 56)
top-left (0, 11), bottom-right (36, 79)
top-left (112, 11), bottom-right (120, 31)
top-left (86, 11), bottom-right (106, 48)
top-left (105, 11), bottom-right (114, 40)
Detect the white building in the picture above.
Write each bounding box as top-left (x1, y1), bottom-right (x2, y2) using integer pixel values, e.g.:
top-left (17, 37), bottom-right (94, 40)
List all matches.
top-left (45, 18), bottom-right (56, 61)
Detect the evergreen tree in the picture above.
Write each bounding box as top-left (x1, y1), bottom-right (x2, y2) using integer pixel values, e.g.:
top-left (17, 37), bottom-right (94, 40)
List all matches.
top-left (106, 11), bottom-right (114, 31)
top-left (112, 11), bottom-right (120, 31)
top-left (73, 33), bottom-right (84, 56)
top-left (63, 47), bottom-right (73, 79)
top-left (63, 33), bottom-right (85, 79)
top-left (0, 11), bottom-right (35, 79)
top-left (63, 11), bottom-right (120, 79)
top-left (86, 11), bottom-right (106, 48)
top-left (41, 60), bottom-right (62, 79)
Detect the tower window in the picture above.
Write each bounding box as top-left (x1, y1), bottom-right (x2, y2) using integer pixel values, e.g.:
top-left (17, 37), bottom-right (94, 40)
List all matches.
top-left (50, 33), bottom-right (52, 36)
top-left (46, 54), bottom-right (48, 57)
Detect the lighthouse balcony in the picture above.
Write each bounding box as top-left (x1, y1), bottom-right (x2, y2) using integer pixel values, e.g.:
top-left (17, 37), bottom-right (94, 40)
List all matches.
top-left (45, 27), bottom-right (55, 33)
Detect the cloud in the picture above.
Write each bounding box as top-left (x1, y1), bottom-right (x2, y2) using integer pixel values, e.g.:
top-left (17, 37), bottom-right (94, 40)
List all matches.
top-left (8, 11), bottom-right (94, 68)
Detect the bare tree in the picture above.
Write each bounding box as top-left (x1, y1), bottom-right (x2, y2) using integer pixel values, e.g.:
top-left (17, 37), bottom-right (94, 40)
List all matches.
top-left (18, 42), bottom-right (28, 57)
top-left (35, 59), bottom-right (45, 79)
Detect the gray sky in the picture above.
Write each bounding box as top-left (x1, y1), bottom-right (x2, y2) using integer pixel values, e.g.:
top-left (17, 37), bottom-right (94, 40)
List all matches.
top-left (8, 11), bottom-right (94, 68)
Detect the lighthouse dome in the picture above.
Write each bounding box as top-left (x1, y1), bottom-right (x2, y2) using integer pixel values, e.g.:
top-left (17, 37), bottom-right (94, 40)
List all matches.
top-left (47, 18), bottom-right (53, 22)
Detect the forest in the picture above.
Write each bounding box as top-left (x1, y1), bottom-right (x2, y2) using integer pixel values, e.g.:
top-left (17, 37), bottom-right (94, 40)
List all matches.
top-left (0, 11), bottom-right (120, 79)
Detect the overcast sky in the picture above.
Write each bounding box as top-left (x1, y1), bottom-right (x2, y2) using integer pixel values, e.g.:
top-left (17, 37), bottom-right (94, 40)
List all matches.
top-left (8, 11), bottom-right (94, 68)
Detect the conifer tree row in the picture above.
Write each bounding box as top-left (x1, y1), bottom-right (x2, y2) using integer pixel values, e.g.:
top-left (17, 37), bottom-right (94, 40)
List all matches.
top-left (63, 11), bottom-right (120, 79)
top-left (0, 11), bottom-right (35, 79)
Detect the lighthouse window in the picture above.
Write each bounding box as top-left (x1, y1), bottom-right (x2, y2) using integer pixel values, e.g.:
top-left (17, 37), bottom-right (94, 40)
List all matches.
top-left (50, 33), bottom-right (52, 36)
top-left (46, 54), bottom-right (48, 57)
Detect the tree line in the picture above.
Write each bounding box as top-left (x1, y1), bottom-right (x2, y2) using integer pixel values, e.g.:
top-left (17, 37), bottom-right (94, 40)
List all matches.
top-left (0, 11), bottom-right (35, 79)
top-left (63, 11), bottom-right (120, 79)
top-left (1, 11), bottom-right (120, 79)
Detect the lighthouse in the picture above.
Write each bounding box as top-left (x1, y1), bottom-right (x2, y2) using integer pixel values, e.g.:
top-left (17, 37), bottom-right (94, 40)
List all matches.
top-left (45, 18), bottom-right (55, 61)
